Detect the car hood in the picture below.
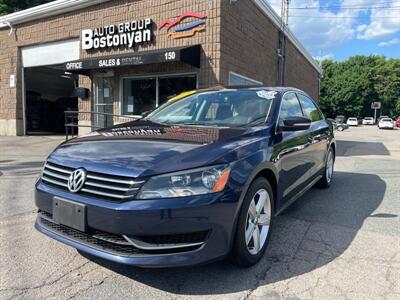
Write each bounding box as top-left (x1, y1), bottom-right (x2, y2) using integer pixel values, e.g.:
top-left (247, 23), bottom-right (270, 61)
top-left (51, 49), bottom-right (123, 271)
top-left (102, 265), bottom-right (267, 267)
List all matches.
top-left (47, 120), bottom-right (267, 178)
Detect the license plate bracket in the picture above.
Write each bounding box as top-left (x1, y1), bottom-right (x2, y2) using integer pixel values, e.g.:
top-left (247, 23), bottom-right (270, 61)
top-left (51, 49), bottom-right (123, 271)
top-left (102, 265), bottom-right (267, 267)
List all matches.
top-left (53, 197), bottom-right (86, 232)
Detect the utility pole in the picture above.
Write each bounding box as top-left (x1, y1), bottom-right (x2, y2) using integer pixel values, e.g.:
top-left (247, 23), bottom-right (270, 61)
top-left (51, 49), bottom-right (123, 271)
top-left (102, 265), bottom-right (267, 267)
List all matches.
top-left (278, 0), bottom-right (290, 85)
top-left (281, 0), bottom-right (290, 26)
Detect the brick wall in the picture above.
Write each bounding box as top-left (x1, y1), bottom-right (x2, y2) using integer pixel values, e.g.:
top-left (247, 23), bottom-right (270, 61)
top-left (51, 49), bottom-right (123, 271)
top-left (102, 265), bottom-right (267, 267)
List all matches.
top-left (219, 0), bottom-right (279, 86)
top-left (0, 0), bottom-right (222, 135)
top-left (219, 0), bottom-right (319, 100)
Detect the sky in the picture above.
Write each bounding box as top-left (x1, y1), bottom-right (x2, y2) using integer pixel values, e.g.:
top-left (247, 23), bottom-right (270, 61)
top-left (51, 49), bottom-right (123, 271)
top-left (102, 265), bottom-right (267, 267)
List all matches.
top-left (268, 0), bottom-right (400, 60)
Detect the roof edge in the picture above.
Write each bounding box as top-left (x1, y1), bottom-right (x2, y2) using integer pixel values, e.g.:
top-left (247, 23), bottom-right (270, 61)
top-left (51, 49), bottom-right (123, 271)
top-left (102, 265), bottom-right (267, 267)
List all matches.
top-left (254, 0), bottom-right (321, 74)
top-left (0, 0), bottom-right (111, 27)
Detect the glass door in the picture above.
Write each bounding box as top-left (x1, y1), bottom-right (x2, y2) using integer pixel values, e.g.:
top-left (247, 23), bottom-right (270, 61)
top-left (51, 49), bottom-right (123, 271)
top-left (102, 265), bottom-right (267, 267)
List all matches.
top-left (94, 76), bottom-right (114, 128)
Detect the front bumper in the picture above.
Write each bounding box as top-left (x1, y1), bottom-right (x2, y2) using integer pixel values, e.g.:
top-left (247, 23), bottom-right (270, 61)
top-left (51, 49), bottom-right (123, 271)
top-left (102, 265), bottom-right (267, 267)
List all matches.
top-left (35, 181), bottom-right (241, 267)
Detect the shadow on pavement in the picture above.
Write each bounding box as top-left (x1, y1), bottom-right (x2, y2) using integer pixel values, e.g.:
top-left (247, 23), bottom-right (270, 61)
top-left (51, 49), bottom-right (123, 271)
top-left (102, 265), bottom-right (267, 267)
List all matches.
top-left (336, 140), bottom-right (390, 156)
top-left (0, 161), bottom-right (45, 176)
top-left (81, 171), bottom-right (386, 295)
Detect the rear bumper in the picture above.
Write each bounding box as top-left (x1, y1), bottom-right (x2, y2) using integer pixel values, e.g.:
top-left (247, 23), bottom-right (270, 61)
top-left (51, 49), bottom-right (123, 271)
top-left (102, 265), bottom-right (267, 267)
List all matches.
top-left (35, 181), bottom-right (241, 267)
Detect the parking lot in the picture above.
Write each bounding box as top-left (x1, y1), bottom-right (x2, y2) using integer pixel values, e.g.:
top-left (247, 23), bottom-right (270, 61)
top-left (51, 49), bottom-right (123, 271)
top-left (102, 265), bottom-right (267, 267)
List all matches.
top-left (1, 126), bottom-right (399, 300)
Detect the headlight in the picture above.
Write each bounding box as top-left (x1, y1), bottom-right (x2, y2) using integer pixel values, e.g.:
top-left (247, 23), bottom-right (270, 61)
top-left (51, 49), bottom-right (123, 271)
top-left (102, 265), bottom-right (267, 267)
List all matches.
top-left (136, 165), bottom-right (231, 199)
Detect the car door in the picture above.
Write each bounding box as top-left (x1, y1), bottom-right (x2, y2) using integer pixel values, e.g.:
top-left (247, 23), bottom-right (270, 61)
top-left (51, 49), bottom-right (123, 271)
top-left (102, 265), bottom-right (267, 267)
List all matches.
top-left (273, 92), bottom-right (315, 206)
top-left (297, 93), bottom-right (330, 178)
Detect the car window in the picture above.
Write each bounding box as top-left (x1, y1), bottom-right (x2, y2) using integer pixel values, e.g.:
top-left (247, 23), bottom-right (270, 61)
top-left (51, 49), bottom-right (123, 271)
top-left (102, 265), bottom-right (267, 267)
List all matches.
top-left (279, 93), bottom-right (303, 119)
top-left (146, 89), bottom-right (276, 127)
top-left (297, 94), bottom-right (323, 122)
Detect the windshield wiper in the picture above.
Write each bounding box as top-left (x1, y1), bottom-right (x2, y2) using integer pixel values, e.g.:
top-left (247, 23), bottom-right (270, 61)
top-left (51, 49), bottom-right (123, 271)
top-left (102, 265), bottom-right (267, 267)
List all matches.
top-left (181, 122), bottom-right (220, 127)
top-left (247, 116), bottom-right (267, 126)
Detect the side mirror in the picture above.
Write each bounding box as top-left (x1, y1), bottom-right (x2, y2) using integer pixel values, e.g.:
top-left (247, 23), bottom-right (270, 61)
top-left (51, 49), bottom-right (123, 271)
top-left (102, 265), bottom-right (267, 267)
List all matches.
top-left (279, 116), bottom-right (311, 132)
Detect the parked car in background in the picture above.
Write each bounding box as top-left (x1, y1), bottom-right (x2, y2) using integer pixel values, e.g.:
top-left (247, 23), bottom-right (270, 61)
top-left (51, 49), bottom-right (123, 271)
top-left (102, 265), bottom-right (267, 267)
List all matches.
top-left (34, 87), bottom-right (336, 268)
top-left (377, 116), bottom-right (389, 127)
top-left (347, 117), bottom-right (358, 126)
top-left (335, 115), bottom-right (346, 124)
top-left (362, 117), bottom-right (374, 125)
top-left (327, 118), bottom-right (349, 131)
top-left (378, 118), bottom-right (394, 129)
top-left (395, 117), bottom-right (400, 127)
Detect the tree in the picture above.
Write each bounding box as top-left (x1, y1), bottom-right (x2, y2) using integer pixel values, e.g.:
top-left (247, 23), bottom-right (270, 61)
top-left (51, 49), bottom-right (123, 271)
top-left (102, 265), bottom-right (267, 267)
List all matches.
top-left (319, 55), bottom-right (400, 118)
top-left (0, 0), bottom-right (54, 15)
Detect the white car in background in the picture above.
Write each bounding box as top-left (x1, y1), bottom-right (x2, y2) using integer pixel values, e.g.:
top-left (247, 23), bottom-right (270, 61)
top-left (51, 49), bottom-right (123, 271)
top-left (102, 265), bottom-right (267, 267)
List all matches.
top-left (347, 117), bottom-right (358, 126)
top-left (378, 118), bottom-right (394, 129)
top-left (362, 117), bottom-right (374, 125)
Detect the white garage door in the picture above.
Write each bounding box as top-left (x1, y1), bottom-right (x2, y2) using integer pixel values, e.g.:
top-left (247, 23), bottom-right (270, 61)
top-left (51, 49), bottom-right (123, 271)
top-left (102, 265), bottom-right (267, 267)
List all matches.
top-left (21, 39), bottom-right (80, 67)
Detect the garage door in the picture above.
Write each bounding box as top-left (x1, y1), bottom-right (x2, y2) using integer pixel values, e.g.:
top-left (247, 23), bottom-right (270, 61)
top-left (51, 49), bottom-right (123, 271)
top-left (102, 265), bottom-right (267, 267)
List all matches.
top-left (21, 39), bottom-right (80, 67)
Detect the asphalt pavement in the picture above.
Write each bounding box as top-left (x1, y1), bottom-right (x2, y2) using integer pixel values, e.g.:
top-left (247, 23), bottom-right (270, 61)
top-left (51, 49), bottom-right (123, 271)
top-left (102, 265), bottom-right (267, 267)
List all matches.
top-left (0, 126), bottom-right (399, 300)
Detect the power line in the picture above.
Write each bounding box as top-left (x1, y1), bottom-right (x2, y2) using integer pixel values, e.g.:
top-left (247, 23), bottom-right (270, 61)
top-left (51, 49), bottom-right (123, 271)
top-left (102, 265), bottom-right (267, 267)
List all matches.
top-left (291, 5), bottom-right (400, 10)
top-left (290, 1), bottom-right (400, 10)
top-left (289, 15), bottom-right (400, 19)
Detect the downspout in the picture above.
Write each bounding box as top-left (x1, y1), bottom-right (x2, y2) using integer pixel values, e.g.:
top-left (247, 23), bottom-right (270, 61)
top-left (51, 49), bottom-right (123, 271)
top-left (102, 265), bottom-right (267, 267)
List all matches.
top-left (2, 20), bottom-right (14, 36)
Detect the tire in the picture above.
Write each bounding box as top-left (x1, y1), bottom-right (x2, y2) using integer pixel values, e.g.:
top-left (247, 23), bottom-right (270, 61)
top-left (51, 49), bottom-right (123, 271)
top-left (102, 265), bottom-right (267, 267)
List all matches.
top-left (317, 147), bottom-right (335, 189)
top-left (231, 177), bottom-right (274, 267)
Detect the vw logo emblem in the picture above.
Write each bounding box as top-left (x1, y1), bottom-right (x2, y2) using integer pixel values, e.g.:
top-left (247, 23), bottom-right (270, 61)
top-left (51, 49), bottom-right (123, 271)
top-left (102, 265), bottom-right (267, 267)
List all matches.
top-left (68, 168), bottom-right (86, 193)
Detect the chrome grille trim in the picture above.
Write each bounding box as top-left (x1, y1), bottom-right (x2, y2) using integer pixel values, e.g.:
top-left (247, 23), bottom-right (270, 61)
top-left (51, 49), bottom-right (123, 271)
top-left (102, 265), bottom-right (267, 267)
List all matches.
top-left (42, 169), bottom-right (69, 181)
top-left (86, 174), bottom-right (144, 185)
top-left (42, 176), bottom-right (68, 188)
top-left (122, 235), bottom-right (205, 251)
top-left (80, 188), bottom-right (134, 199)
top-left (41, 162), bottom-right (144, 200)
top-left (84, 181), bottom-right (140, 192)
top-left (45, 163), bottom-right (73, 174)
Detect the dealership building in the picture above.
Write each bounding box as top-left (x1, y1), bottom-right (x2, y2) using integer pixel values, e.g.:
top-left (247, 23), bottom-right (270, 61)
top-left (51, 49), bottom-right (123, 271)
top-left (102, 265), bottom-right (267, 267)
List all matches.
top-left (0, 0), bottom-right (321, 136)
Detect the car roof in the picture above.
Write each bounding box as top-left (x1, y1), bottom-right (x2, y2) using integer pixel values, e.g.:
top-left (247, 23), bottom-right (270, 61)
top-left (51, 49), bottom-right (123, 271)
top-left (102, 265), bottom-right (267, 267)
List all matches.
top-left (196, 85), bottom-right (309, 95)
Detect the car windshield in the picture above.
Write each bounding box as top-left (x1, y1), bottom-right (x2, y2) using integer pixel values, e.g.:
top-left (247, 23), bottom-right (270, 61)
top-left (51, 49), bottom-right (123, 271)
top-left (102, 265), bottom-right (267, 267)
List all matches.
top-left (349, 118), bottom-right (357, 121)
top-left (365, 117), bottom-right (373, 120)
top-left (381, 118), bottom-right (392, 122)
top-left (145, 89), bottom-right (277, 127)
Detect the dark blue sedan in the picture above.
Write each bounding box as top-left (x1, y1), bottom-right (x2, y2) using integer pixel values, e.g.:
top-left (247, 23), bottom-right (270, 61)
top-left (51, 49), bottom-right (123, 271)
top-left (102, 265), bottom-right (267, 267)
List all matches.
top-left (35, 87), bottom-right (335, 267)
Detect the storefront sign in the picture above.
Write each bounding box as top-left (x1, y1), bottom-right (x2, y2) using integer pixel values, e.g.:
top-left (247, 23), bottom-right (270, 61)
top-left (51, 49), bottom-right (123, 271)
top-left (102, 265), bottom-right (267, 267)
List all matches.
top-left (81, 18), bottom-right (153, 50)
top-left (64, 45), bottom-right (201, 72)
top-left (160, 12), bottom-right (206, 39)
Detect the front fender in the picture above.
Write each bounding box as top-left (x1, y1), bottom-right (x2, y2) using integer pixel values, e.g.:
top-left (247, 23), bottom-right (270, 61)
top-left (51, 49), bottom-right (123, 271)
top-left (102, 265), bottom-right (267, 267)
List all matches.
top-left (227, 150), bottom-right (278, 250)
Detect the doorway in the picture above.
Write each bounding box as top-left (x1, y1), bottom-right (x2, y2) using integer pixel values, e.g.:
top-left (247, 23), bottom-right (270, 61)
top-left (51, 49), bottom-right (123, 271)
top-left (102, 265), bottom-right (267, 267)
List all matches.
top-left (94, 75), bottom-right (114, 128)
top-left (24, 66), bottom-right (78, 135)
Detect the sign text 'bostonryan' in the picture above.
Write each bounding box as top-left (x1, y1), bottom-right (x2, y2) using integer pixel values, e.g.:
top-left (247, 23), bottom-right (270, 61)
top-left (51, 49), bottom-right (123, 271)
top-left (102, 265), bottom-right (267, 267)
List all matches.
top-left (82, 18), bottom-right (153, 50)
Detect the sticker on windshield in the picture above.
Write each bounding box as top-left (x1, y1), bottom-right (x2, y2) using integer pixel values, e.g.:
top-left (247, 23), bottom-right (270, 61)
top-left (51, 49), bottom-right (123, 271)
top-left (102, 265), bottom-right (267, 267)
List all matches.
top-left (257, 90), bottom-right (277, 100)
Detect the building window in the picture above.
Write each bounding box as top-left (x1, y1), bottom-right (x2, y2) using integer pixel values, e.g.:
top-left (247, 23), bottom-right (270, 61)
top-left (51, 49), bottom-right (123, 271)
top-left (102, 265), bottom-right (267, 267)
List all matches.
top-left (228, 71), bottom-right (263, 86)
top-left (121, 74), bottom-right (197, 116)
top-left (122, 78), bottom-right (156, 115)
top-left (159, 76), bottom-right (197, 106)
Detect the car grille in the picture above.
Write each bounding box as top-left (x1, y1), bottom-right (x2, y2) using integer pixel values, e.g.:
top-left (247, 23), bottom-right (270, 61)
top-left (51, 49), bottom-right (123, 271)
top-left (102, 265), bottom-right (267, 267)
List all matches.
top-left (41, 162), bottom-right (145, 200)
top-left (38, 211), bottom-right (207, 256)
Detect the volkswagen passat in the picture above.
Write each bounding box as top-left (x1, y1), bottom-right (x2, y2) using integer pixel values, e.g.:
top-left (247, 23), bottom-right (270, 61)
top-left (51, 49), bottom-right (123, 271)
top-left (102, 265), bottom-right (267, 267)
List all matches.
top-left (35, 87), bottom-right (335, 268)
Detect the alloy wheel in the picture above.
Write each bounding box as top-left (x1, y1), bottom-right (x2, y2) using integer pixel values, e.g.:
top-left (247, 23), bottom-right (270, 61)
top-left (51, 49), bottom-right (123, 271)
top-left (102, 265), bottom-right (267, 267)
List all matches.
top-left (245, 189), bottom-right (271, 255)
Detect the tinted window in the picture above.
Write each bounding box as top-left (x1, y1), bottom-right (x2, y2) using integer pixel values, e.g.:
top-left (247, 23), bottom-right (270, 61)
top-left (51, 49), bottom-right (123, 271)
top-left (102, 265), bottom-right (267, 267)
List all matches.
top-left (279, 93), bottom-right (303, 119)
top-left (297, 94), bottom-right (323, 122)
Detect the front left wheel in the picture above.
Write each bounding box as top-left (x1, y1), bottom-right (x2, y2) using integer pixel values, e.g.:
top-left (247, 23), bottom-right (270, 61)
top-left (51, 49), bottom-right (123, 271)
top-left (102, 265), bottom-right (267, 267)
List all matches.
top-left (231, 177), bottom-right (274, 267)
